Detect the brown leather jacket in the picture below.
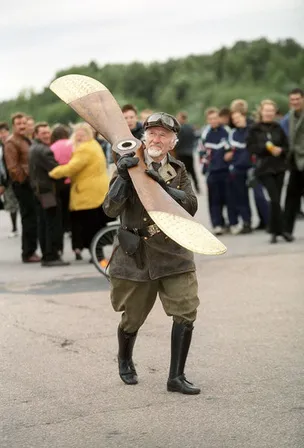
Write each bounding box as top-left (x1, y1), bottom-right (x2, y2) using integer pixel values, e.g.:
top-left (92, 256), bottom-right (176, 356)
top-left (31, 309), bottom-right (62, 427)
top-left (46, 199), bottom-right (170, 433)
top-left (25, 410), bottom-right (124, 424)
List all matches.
top-left (4, 134), bottom-right (32, 183)
top-left (103, 155), bottom-right (197, 281)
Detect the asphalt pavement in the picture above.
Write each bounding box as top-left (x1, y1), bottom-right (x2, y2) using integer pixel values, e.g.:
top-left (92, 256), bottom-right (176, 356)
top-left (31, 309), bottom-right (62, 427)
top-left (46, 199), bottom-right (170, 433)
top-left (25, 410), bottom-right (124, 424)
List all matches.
top-left (0, 186), bottom-right (303, 448)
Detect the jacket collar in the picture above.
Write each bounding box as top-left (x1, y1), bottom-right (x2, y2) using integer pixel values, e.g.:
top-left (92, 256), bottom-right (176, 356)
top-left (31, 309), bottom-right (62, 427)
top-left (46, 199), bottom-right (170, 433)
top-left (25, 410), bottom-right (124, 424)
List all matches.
top-left (143, 151), bottom-right (182, 181)
top-left (290, 108), bottom-right (304, 134)
top-left (10, 133), bottom-right (32, 145)
top-left (167, 153), bottom-right (183, 167)
top-left (160, 153), bottom-right (183, 181)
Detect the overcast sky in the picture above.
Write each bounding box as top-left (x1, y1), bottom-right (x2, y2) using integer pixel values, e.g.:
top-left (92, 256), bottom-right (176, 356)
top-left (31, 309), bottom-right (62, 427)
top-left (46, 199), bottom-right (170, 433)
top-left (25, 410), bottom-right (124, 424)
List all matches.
top-left (1, 0), bottom-right (303, 101)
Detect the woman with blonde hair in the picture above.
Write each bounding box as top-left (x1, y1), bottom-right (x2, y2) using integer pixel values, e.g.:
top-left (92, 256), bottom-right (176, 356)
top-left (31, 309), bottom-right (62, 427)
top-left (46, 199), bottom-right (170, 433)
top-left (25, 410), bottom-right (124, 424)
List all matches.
top-left (246, 100), bottom-right (292, 243)
top-left (49, 122), bottom-right (110, 263)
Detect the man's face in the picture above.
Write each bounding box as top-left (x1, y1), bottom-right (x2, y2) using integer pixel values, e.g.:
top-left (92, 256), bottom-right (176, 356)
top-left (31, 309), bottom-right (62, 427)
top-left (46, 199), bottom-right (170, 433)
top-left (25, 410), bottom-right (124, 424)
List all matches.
top-left (176, 113), bottom-right (187, 124)
top-left (27, 119), bottom-right (35, 136)
top-left (207, 113), bottom-right (220, 128)
top-left (145, 126), bottom-right (176, 159)
top-left (123, 110), bottom-right (137, 130)
top-left (289, 94), bottom-right (304, 111)
top-left (0, 128), bottom-right (9, 143)
top-left (13, 117), bottom-right (28, 136)
top-left (231, 112), bottom-right (246, 128)
top-left (219, 114), bottom-right (230, 126)
top-left (36, 126), bottom-right (51, 145)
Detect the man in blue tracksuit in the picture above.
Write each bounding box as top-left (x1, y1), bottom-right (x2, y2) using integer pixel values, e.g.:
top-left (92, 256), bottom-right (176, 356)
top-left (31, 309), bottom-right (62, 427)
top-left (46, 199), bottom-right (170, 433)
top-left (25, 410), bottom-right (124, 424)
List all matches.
top-left (200, 108), bottom-right (233, 235)
top-left (226, 111), bottom-right (252, 233)
top-left (230, 99), bottom-right (269, 231)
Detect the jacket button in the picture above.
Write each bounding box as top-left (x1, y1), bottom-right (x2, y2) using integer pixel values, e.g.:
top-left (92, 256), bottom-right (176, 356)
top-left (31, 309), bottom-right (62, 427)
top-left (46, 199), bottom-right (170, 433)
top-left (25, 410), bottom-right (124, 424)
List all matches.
top-left (143, 217), bottom-right (147, 222)
top-left (144, 237), bottom-right (148, 240)
top-left (166, 181), bottom-right (170, 184)
top-left (177, 185), bottom-right (180, 189)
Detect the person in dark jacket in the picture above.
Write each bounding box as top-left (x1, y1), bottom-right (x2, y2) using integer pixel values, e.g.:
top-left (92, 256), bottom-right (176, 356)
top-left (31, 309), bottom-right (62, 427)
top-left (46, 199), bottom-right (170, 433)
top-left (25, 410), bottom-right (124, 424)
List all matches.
top-left (230, 99), bottom-right (270, 230)
top-left (219, 107), bottom-right (232, 130)
top-left (246, 100), bottom-right (292, 244)
top-left (105, 104), bottom-right (145, 168)
top-left (29, 122), bottom-right (69, 266)
top-left (121, 104), bottom-right (144, 140)
top-left (283, 88), bottom-right (304, 236)
top-left (175, 111), bottom-right (200, 193)
top-left (103, 112), bottom-right (200, 395)
top-left (226, 110), bottom-right (252, 233)
top-left (200, 108), bottom-right (234, 235)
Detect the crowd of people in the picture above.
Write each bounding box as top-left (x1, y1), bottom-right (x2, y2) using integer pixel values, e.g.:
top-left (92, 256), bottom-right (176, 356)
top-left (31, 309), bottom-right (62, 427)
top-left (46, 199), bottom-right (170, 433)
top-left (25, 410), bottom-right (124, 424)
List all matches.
top-left (198, 89), bottom-right (304, 243)
top-left (0, 87), bottom-right (303, 267)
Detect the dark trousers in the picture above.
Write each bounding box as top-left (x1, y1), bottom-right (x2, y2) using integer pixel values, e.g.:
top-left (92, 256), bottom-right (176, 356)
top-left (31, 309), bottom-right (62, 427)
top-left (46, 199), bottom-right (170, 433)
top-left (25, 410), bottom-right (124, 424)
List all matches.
top-left (207, 171), bottom-right (231, 227)
top-left (227, 170), bottom-right (251, 226)
top-left (284, 168), bottom-right (304, 234)
top-left (253, 182), bottom-right (270, 226)
top-left (71, 205), bottom-right (108, 251)
top-left (37, 200), bottom-right (63, 262)
top-left (179, 155), bottom-right (200, 192)
top-left (259, 172), bottom-right (285, 235)
top-left (12, 181), bottom-right (38, 260)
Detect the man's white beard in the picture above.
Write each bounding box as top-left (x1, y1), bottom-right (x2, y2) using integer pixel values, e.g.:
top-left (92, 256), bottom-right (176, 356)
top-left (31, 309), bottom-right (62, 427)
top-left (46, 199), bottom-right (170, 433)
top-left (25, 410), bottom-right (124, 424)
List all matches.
top-left (147, 147), bottom-right (163, 158)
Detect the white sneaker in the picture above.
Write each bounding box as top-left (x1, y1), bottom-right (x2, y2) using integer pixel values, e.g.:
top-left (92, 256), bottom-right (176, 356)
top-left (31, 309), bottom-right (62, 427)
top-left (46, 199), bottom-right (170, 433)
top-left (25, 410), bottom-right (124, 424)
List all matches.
top-left (230, 225), bottom-right (241, 235)
top-left (8, 231), bottom-right (19, 238)
top-left (214, 226), bottom-right (224, 235)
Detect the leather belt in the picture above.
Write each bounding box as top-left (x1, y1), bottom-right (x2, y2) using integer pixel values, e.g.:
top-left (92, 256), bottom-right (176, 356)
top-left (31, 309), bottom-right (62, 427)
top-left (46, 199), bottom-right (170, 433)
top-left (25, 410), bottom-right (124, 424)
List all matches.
top-left (122, 224), bottom-right (161, 238)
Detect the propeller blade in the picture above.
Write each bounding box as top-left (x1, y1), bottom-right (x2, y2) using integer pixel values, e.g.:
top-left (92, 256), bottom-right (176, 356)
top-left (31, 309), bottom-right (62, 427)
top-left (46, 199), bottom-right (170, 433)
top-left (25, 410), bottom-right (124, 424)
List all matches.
top-left (49, 74), bottom-right (227, 255)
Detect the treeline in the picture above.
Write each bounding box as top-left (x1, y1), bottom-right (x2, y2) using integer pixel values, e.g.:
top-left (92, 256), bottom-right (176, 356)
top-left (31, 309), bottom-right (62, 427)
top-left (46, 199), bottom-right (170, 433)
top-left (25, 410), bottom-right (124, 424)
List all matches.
top-left (1, 38), bottom-right (303, 125)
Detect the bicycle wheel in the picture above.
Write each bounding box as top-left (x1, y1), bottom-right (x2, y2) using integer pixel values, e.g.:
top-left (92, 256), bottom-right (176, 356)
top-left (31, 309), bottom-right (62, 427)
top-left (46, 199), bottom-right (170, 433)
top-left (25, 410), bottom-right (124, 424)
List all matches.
top-left (90, 223), bottom-right (120, 276)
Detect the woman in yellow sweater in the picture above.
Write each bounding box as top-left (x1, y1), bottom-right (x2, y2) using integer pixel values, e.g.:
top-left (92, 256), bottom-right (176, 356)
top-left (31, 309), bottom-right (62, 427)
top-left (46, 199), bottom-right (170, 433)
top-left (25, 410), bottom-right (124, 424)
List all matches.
top-left (49, 123), bottom-right (109, 262)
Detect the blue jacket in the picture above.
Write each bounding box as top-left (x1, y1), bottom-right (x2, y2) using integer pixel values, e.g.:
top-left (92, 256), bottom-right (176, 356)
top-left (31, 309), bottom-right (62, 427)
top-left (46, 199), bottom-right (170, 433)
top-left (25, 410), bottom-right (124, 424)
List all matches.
top-left (228, 126), bottom-right (252, 171)
top-left (280, 113), bottom-right (289, 137)
top-left (201, 126), bottom-right (230, 173)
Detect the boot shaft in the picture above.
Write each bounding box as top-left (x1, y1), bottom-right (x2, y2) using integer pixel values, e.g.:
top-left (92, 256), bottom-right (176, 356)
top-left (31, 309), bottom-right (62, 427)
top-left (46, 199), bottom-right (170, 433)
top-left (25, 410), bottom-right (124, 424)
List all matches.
top-left (169, 322), bottom-right (193, 379)
top-left (117, 325), bottom-right (138, 361)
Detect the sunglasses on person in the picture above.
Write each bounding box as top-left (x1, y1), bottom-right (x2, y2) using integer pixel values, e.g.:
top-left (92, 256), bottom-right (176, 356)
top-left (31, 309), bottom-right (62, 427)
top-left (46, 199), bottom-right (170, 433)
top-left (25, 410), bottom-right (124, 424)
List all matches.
top-left (144, 112), bottom-right (180, 133)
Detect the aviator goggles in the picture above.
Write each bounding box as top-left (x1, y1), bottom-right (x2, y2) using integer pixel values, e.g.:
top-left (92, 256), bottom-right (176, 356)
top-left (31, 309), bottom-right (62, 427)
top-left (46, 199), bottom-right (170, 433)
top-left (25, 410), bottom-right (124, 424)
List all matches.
top-left (143, 112), bottom-right (181, 134)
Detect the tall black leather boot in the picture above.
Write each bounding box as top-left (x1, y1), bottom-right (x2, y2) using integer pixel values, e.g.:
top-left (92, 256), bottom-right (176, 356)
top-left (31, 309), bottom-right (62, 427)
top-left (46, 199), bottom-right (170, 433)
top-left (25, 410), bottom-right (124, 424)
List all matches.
top-left (167, 322), bottom-right (201, 395)
top-left (117, 325), bottom-right (138, 385)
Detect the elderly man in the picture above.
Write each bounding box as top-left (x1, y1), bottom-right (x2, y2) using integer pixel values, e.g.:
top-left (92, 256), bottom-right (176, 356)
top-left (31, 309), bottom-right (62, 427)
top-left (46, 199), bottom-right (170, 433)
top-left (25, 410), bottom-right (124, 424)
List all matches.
top-left (103, 112), bottom-right (200, 395)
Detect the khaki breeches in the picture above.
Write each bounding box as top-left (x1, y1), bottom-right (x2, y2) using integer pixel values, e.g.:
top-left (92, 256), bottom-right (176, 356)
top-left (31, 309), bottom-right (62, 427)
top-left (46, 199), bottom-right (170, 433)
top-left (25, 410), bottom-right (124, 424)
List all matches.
top-left (110, 271), bottom-right (199, 333)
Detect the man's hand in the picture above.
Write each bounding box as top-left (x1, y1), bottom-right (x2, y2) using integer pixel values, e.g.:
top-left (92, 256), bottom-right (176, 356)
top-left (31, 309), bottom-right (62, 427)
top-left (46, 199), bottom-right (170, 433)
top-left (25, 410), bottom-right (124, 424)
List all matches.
top-left (145, 169), bottom-right (186, 202)
top-left (0, 186), bottom-right (5, 195)
top-left (117, 152), bottom-right (139, 181)
top-left (224, 151), bottom-right (234, 162)
top-left (271, 146), bottom-right (282, 157)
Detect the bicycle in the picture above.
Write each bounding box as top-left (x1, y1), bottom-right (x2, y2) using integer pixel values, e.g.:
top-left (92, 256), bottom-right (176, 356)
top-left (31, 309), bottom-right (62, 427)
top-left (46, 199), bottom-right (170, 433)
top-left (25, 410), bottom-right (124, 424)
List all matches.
top-left (90, 220), bottom-right (120, 278)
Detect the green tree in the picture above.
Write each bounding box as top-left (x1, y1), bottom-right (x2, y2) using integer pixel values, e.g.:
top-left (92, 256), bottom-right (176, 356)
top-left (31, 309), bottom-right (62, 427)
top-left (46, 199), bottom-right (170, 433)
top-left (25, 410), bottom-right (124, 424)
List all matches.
top-left (0, 38), bottom-right (303, 125)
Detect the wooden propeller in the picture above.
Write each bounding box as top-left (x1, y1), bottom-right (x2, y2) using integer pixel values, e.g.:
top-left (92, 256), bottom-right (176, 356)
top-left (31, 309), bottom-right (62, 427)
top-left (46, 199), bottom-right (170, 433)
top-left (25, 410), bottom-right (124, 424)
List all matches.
top-left (49, 74), bottom-right (227, 255)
